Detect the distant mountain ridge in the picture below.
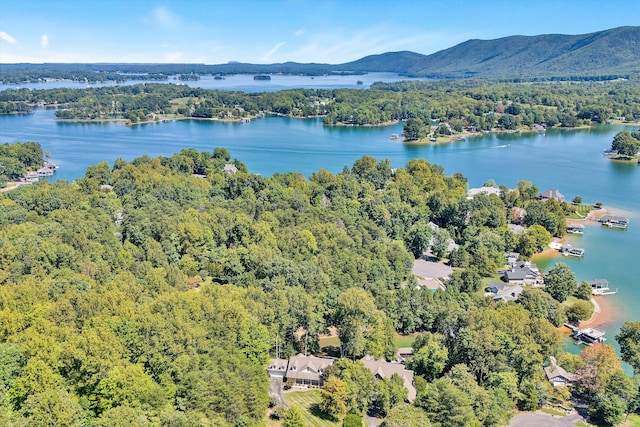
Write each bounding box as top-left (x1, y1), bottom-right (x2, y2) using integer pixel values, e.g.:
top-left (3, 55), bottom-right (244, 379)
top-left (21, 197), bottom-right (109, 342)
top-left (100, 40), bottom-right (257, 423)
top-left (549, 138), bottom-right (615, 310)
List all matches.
top-left (341, 26), bottom-right (640, 78)
top-left (2, 26), bottom-right (639, 79)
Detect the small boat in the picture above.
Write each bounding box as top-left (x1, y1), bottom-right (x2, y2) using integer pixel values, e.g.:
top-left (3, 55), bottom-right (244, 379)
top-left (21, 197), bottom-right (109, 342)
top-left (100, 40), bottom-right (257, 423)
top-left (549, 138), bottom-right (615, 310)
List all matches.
top-left (356, 80), bottom-right (363, 85)
top-left (253, 75), bottom-right (271, 80)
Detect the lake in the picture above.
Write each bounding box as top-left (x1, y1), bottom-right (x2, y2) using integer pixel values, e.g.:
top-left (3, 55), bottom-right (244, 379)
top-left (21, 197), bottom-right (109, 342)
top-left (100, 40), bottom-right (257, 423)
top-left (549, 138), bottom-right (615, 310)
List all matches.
top-left (0, 109), bottom-right (638, 368)
top-left (0, 72), bottom-right (426, 92)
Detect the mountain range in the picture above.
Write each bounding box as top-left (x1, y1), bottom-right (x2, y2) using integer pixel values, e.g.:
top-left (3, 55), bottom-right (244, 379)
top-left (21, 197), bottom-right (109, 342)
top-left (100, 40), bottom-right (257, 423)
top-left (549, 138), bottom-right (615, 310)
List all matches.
top-left (2, 26), bottom-right (639, 79)
top-left (341, 26), bottom-right (640, 78)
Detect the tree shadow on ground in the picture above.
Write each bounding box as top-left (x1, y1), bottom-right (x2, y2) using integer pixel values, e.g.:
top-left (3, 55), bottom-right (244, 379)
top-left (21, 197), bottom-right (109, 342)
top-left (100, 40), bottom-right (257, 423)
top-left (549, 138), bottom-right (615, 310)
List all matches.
top-left (321, 345), bottom-right (341, 358)
top-left (309, 403), bottom-right (339, 422)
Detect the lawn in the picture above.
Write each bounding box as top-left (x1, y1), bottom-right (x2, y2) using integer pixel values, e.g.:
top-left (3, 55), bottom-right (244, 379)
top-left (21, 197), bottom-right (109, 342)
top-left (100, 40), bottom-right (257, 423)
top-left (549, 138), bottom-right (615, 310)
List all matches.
top-left (266, 390), bottom-right (341, 427)
top-left (568, 203), bottom-right (594, 219)
top-left (319, 332), bottom-right (417, 356)
top-left (624, 414), bottom-right (640, 427)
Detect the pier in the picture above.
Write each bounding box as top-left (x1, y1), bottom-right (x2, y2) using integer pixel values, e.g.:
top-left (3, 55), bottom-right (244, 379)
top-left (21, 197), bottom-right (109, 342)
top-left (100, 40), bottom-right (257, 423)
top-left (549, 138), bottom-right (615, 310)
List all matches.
top-left (561, 244), bottom-right (584, 257)
top-left (587, 279), bottom-right (618, 296)
top-left (566, 224), bottom-right (584, 234)
top-left (598, 215), bottom-right (629, 229)
top-left (564, 324), bottom-right (606, 345)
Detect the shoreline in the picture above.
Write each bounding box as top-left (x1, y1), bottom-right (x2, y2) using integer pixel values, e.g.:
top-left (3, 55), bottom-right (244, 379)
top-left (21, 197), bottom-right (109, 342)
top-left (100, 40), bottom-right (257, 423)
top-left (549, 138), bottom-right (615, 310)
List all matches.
top-left (533, 204), bottom-right (627, 331)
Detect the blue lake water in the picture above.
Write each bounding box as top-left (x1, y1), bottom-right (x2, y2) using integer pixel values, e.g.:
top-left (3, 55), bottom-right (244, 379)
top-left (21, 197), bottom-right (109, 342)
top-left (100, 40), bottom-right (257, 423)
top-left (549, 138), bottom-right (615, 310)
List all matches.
top-left (0, 108), bottom-right (638, 367)
top-left (0, 72), bottom-right (426, 92)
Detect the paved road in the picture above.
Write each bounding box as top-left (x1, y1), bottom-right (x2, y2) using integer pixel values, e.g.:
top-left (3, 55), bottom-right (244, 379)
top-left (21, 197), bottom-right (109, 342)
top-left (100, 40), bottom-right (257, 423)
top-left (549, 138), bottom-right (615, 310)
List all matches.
top-left (508, 412), bottom-right (584, 427)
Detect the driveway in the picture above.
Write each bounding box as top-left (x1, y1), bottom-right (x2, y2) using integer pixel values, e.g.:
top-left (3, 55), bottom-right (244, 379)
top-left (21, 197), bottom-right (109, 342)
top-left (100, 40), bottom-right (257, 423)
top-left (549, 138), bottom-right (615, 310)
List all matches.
top-left (268, 376), bottom-right (288, 407)
top-left (508, 412), bottom-right (584, 427)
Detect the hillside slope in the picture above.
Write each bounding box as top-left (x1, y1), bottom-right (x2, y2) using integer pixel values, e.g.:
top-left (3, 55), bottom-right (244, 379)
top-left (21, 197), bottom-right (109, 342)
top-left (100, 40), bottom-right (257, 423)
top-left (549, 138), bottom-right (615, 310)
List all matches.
top-left (341, 26), bottom-right (640, 78)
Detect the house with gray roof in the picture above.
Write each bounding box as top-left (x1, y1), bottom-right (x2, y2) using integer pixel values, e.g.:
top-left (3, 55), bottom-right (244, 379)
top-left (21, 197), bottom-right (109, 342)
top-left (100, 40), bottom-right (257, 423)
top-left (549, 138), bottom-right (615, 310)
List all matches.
top-left (466, 186), bottom-right (501, 200)
top-left (285, 354), bottom-right (333, 387)
top-left (267, 358), bottom-right (289, 378)
top-left (545, 356), bottom-right (577, 387)
top-left (538, 189), bottom-right (565, 203)
top-left (502, 261), bottom-right (543, 285)
top-left (361, 356), bottom-right (416, 402)
top-left (487, 281), bottom-right (523, 302)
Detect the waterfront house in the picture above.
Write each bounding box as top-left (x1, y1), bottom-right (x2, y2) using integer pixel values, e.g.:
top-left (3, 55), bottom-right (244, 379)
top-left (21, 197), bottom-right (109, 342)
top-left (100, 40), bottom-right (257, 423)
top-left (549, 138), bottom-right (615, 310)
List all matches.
top-left (361, 356), bottom-right (417, 401)
top-left (285, 354), bottom-right (333, 387)
top-left (223, 163), bottom-right (238, 174)
top-left (487, 281), bottom-right (523, 302)
top-left (503, 261), bottom-right (543, 286)
top-left (538, 189), bottom-right (565, 203)
top-left (544, 356), bottom-right (577, 387)
top-left (466, 186), bottom-right (501, 200)
top-left (505, 252), bottom-right (520, 266)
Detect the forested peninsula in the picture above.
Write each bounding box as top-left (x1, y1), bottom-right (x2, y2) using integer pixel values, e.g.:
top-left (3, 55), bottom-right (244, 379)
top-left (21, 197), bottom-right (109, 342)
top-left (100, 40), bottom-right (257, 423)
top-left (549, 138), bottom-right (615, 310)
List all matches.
top-left (1, 80), bottom-right (640, 134)
top-left (1, 144), bottom-right (638, 426)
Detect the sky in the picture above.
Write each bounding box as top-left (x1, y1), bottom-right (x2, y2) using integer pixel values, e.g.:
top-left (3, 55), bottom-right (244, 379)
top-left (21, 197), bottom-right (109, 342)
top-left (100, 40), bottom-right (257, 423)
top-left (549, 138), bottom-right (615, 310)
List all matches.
top-left (0, 0), bottom-right (638, 64)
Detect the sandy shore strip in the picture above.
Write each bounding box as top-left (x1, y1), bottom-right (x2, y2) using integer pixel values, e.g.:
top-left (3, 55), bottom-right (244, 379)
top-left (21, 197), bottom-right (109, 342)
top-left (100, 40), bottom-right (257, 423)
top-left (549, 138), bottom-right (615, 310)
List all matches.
top-left (580, 295), bottom-right (620, 328)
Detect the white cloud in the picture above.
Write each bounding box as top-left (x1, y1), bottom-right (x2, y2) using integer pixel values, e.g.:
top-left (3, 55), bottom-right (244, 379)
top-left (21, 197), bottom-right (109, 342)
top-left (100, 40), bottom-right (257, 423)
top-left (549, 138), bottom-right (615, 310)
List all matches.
top-left (152, 6), bottom-right (183, 27)
top-left (0, 31), bottom-right (17, 43)
top-left (259, 41), bottom-right (285, 62)
top-left (295, 29), bottom-right (304, 37)
top-left (40, 33), bottom-right (49, 49)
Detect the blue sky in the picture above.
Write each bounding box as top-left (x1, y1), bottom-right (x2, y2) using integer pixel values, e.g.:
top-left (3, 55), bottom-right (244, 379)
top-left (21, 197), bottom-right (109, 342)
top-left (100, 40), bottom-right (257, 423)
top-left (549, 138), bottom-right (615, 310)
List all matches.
top-left (0, 0), bottom-right (638, 64)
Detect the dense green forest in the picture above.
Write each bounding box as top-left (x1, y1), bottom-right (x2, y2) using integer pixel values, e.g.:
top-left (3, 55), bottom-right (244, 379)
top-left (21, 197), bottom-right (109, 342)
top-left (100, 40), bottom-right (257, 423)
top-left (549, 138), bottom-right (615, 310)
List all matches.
top-left (0, 142), bottom-right (45, 186)
top-left (0, 144), bottom-right (637, 426)
top-left (2, 79), bottom-right (640, 129)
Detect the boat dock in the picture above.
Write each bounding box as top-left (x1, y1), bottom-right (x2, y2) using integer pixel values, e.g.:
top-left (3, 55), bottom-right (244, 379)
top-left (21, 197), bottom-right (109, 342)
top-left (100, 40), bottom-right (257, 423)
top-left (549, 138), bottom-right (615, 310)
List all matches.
top-left (566, 224), bottom-right (584, 234)
top-left (564, 324), bottom-right (606, 345)
top-left (598, 215), bottom-right (629, 229)
top-left (22, 161), bottom-right (59, 183)
top-left (561, 244), bottom-right (584, 257)
top-left (587, 279), bottom-right (618, 296)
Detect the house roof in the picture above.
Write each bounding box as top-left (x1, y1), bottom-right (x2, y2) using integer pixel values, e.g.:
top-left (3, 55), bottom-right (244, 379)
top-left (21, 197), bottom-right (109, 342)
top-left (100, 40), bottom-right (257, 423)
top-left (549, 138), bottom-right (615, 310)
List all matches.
top-left (544, 357), bottom-right (577, 383)
top-left (504, 263), bottom-right (539, 281)
top-left (487, 281), bottom-right (507, 293)
top-left (539, 189), bottom-right (564, 201)
top-left (599, 215), bottom-right (629, 223)
top-left (507, 224), bottom-right (526, 235)
top-left (223, 163), bottom-right (238, 174)
top-left (467, 186), bottom-right (501, 199)
top-left (267, 358), bottom-right (289, 372)
top-left (361, 356), bottom-right (416, 401)
top-left (494, 284), bottom-right (523, 302)
top-left (587, 279), bottom-right (608, 287)
top-left (286, 354), bottom-right (333, 381)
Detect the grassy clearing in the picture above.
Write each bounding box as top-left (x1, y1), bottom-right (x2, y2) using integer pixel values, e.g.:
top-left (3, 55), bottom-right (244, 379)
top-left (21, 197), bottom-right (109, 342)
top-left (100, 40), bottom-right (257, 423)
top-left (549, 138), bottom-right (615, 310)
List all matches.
top-left (285, 390), bottom-right (341, 427)
top-left (624, 414), bottom-right (640, 427)
top-left (395, 333), bottom-right (417, 348)
top-left (568, 203), bottom-right (594, 219)
top-left (319, 333), bottom-right (417, 353)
